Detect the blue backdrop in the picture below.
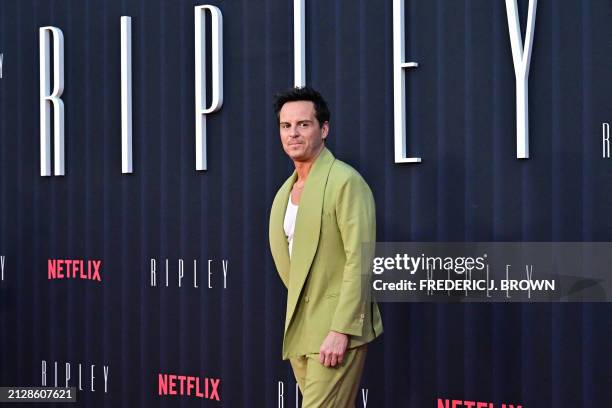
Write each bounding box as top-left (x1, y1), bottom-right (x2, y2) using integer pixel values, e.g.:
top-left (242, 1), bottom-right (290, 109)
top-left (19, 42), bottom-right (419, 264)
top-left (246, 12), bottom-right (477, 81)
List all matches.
top-left (1, 0), bottom-right (611, 406)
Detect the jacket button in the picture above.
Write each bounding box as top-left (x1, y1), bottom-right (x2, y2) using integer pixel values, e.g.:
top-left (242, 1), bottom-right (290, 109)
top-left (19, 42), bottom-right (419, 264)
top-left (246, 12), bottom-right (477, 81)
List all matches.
top-left (360, 313), bottom-right (365, 319)
top-left (304, 296), bottom-right (309, 303)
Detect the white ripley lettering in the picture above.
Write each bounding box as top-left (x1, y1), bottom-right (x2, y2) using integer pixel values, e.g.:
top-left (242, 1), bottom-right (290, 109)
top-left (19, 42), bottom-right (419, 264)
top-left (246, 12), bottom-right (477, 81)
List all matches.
top-left (103, 366), bottom-right (109, 393)
top-left (194, 5), bottom-right (223, 171)
top-left (525, 264), bottom-right (533, 298)
top-left (293, 0), bottom-right (305, 86)
top-left (42, 361), bottom-right (108, 392)
top-left (505, 265), bottom-right (512, 298)
top-left (602, 123), bottom-right (610, 158)
top-left (208, 259), bottom-right (213, 288)
top-left (222, 259), bottom-right (228, 288)
top-left (39, 26), bottom-right (65, 176)
top-left (392, 0), bottom-right (420, 163)
top-left (150, 259), bottom-right (156, 286)
top-left (120, 17), bottom-right (133, 173)
top-left (150, 258), bottom-right (224, 288)
top-left (178, 258), bottom-right (184, 287)
top-left (361, 388), bottom-right (369, 407)
top-left (504, 0), bottom-right (538, 158)
top-left (277, 381), bottom-right (284, 408)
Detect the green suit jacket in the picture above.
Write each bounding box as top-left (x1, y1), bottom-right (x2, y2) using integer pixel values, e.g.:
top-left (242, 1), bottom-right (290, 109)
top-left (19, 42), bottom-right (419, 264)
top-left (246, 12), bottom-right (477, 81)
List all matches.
top-left (269, 147), bottom-right (383, 360)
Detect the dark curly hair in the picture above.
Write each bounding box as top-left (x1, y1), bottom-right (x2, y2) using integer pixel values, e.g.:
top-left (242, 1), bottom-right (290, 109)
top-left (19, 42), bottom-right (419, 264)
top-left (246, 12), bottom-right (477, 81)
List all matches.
top-left (273, 86), bottom-right (331, 127)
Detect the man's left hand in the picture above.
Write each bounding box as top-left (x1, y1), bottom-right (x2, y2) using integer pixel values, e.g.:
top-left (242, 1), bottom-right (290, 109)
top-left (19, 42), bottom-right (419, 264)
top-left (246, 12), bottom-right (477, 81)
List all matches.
top-left (319, 331), bottom-right (349, 367)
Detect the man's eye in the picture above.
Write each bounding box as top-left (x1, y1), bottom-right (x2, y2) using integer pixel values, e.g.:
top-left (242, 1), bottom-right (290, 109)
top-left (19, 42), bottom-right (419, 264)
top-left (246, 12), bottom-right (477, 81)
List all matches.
top-left (300, 123), bottom-right (309, 127)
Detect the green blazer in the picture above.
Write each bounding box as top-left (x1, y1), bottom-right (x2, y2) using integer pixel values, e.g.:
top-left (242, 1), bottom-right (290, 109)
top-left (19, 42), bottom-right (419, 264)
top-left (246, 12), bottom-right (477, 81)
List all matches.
top-left (269, 147), bottom-right (383, 360)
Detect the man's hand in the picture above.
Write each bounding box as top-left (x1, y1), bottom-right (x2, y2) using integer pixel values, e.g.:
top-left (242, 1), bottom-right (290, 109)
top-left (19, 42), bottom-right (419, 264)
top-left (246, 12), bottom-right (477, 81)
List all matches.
top-left (318, 331), bottom-right (349, 367)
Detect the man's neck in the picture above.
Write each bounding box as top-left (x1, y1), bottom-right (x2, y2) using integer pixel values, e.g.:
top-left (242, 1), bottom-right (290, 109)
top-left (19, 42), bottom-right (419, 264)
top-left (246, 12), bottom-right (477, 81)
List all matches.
top-left (293, 146), bottom-right (324, 184)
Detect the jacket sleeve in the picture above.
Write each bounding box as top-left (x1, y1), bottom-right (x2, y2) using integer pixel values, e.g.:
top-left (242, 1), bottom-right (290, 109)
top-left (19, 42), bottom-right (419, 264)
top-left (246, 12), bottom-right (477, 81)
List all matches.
top-left (329, 174), bottom-right (376, 337)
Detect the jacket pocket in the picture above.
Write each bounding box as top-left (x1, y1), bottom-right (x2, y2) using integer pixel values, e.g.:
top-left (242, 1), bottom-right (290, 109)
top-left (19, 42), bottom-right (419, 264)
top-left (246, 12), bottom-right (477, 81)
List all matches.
top-left (324, 292), bottom-right (339, 299)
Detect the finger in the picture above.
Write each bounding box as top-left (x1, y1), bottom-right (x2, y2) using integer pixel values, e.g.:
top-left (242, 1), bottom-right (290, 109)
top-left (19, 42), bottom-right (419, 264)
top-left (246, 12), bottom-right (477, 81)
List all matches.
top-left (337, 352), bottom-right (344, 365)
top-left (319, 352), bottom-right (325, 364)
top-left (324, 353), bottom-right (332, 367)
top-left (330, 354), bottom-right (338, 367)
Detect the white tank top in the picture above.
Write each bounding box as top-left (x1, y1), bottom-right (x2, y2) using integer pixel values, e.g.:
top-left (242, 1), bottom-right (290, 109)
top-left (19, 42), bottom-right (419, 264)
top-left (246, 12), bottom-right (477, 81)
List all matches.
top-left (283, 194), bottom-right (299, 259)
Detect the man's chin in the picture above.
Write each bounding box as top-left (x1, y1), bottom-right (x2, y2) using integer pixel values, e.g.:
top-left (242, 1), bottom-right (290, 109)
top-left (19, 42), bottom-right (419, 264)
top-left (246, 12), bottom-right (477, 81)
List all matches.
top-left (286, 146), bottom-right (323, 163)
top-left (286, 150), bottom-right (306, 161)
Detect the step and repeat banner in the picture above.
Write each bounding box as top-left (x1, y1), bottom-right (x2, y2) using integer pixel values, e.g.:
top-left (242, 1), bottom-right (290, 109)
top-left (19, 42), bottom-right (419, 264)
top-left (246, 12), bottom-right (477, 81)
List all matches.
top-left (1, 0), bottom-right (612, 406)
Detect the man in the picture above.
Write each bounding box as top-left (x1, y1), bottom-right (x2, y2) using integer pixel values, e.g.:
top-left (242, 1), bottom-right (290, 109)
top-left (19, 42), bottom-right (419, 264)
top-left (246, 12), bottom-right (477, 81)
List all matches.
top-left (269, 87), bottom-right (383, 407)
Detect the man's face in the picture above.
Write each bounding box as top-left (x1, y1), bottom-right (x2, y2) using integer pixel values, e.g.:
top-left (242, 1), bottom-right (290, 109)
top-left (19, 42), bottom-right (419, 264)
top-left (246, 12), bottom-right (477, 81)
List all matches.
top-left (279, 101), bottom-right (329, 163)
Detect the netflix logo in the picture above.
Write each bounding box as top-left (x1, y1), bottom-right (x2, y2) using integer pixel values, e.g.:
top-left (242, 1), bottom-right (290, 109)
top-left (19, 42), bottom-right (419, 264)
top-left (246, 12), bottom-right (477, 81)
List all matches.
top-left (48, 259), bottom-right (102, 282)
top-left (438, 398), bottom-right (522, 408)
top-left (158, 373), bottom-right (221, 402)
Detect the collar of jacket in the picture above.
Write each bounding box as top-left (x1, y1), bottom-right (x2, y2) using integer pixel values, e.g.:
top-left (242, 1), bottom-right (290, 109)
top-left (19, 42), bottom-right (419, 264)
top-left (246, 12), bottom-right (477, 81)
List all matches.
top-left (270, 146), bottom-right (336, 329)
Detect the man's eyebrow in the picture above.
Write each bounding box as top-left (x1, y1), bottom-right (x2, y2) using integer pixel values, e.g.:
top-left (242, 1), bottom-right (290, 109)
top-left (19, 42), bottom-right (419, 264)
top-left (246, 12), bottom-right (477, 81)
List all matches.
top-left (279, 119), bottom-right (312, 124)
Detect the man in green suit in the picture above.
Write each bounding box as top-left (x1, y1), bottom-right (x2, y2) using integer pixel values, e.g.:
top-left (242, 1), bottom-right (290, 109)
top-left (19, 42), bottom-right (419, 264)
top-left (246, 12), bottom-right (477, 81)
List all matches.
top-left (269, 87), bottom-right (383, 407)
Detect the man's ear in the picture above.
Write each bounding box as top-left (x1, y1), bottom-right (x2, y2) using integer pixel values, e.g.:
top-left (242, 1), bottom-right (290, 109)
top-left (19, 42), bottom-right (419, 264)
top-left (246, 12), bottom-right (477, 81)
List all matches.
top-left (322, 121), bottom-right (330, 140)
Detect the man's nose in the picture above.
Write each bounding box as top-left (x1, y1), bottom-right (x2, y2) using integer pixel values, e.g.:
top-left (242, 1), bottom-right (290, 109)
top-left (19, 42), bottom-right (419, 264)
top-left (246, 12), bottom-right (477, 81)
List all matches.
top-left (289, 125), bottom-right (300, 137)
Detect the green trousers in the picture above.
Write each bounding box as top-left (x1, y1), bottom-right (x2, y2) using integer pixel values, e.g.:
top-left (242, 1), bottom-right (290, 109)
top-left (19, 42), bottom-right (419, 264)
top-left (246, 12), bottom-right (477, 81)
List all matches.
top-left (289, 344), bottom-right (367, 408)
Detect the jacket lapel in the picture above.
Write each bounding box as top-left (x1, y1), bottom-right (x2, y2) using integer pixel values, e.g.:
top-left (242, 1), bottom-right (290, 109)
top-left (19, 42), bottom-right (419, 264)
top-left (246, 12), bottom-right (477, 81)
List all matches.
top-left (269, 171), bottom-right (297, 285)
top-left (285, 147), bottom-right (335, 330)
